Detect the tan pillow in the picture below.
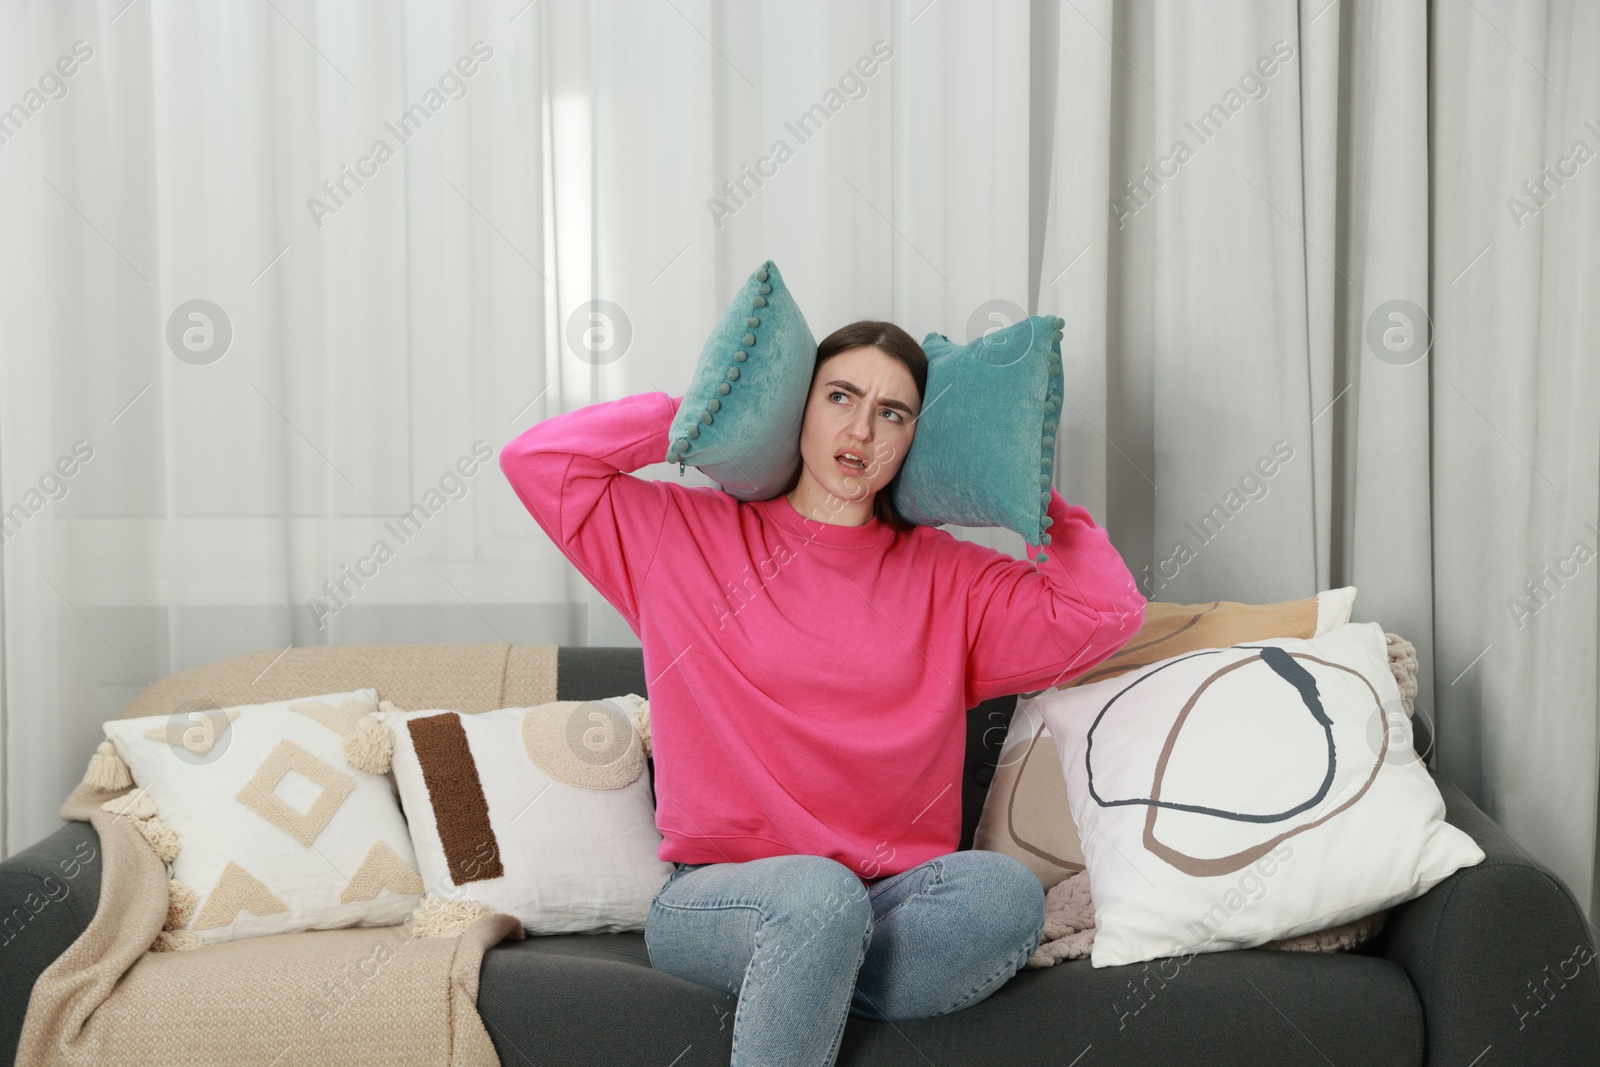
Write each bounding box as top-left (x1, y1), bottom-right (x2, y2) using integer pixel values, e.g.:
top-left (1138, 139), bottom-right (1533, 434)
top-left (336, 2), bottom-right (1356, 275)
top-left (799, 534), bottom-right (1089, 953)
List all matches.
top-left (974, 588), bottom-right (1357, 890)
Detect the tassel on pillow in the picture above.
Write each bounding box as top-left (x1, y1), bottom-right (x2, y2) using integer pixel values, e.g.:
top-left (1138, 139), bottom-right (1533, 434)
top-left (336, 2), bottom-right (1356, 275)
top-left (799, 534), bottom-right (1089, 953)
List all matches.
top-left (343, 713), bottom-right (394, 775)
top-left (100, 787), bottom-right (157, 821)
top-left (410, 896), bottom-right (492, 939)
top-left (151, 930), bottom-right (204, 952)
top-left (82, 740), bottom-right (132, 792)
top-left (631, 700), bottom-right (652, 759)
top-left (134, 816), bottom-right (181, 865)
top-left (167, 880), bottom-right (199, 930)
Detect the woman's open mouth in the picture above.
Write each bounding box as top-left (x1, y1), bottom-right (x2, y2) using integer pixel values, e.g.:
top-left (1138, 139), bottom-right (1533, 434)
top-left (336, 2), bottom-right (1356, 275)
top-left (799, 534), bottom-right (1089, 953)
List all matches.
top-left (835, 450), bottom-right (868, 474)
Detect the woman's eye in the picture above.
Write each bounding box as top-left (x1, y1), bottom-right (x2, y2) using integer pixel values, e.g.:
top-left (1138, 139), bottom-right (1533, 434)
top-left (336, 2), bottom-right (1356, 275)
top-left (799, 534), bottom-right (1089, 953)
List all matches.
top-left (827, 390), bottom-right (901, 422)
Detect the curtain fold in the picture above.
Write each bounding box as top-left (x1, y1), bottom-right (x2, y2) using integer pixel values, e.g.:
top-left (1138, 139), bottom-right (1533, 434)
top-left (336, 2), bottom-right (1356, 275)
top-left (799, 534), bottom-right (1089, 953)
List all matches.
top-left (1430, 0), bottom-right (1600, 926)
top-left (1, 0), bottom-right (1594, 933)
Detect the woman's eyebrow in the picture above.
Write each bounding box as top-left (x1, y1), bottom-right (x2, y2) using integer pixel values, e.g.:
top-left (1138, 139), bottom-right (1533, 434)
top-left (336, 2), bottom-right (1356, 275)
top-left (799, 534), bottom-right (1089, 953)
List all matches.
top-left (824, 379), bottom-right (916, 417)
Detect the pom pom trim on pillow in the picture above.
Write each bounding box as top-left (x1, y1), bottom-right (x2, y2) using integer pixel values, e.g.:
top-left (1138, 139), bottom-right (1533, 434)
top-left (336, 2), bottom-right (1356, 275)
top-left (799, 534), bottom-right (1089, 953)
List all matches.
top-left (1036, 315), bottom-right (1065, 561)
top-left (666, 263), bottom-right (768, 472)
top-left (665, 261), bottom-right (817, 500)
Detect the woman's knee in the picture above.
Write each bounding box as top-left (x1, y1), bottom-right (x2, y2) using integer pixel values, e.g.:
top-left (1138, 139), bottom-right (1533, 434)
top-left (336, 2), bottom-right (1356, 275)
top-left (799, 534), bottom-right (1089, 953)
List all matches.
top-left (756, 855), bottom-right (874, 935)
top-left (943, 851), bottom-right (1046, 945)
top-left (852, 853), bottom-right (1044, 1021)
top-left (994, 853), bottom-right (1045, 922)
top-left (647, 856), bottom-right (873, 982)
top-left (731, 856), bottom-right (872, 987)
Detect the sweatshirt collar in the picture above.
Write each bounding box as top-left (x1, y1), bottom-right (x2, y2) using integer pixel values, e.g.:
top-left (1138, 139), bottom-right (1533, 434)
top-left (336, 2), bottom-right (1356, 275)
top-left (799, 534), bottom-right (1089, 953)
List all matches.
top-left (754, 492), bottom-right (896, 549)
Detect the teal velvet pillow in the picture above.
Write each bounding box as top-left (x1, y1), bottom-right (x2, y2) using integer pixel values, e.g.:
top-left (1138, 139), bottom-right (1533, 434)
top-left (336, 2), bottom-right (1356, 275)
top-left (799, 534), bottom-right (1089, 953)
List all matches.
top-left (890, 314), bottom-right (1066, 560)
top-left (665, 261), bottom-right (816, 501)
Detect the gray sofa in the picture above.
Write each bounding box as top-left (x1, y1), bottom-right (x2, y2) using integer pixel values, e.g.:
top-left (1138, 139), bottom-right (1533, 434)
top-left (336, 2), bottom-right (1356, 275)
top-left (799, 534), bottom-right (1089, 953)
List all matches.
top-left (4, 645), bottom-right (1598, 1066)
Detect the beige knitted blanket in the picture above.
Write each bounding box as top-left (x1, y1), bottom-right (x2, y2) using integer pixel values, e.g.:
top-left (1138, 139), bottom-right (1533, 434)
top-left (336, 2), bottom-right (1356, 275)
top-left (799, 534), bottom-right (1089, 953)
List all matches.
top-left (17, 778), bottom-right (523, 1066)
top-left (1023, 869), bottom-right (1386, 968)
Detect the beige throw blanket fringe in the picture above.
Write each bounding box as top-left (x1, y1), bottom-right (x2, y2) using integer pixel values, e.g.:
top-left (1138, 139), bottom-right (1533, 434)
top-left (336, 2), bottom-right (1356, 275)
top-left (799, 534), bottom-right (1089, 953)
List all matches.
top-left (18, 779), bottom-right (524, 1067)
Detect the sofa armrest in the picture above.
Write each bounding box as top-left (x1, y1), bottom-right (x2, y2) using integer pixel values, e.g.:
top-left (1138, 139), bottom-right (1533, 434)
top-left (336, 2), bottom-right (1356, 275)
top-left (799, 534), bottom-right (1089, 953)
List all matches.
top-left (1379, 774), bottom-right (1600, 1066)
top-left (0, 822), bottom-right (102, 1067)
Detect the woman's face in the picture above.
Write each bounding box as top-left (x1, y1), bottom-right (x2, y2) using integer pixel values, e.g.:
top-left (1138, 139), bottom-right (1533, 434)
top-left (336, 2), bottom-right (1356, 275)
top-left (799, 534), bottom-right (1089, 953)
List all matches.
top-left (789, 345), bottom-right (919, 522)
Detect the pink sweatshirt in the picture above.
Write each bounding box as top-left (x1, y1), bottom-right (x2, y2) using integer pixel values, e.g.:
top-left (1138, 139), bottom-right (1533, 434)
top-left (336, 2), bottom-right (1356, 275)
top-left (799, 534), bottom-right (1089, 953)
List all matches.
top-left (499, 390), bottom-right (1146, 883)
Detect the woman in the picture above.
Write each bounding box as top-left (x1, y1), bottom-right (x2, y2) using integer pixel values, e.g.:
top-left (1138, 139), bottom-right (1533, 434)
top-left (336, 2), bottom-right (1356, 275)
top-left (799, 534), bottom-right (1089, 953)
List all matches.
top-left (499, 319), bottom-right (1145, 1066)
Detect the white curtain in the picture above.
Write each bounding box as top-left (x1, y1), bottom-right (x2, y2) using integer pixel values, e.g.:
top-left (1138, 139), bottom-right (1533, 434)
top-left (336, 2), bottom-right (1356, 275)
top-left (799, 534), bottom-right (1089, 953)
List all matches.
top-left (1429, 0), bottom-right (1599, 925)
top-left (2, 0), bottom-right (1595, 931)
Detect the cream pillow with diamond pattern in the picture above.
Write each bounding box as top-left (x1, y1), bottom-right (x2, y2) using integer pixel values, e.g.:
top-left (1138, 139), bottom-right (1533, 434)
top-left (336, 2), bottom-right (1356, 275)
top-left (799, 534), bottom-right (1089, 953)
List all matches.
top-left (99, 688), bottom-right (424, 947)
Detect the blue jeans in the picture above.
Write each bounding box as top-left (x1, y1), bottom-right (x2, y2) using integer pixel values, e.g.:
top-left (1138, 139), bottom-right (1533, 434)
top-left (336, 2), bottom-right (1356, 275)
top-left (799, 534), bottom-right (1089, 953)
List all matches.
top-left (644, 850), bottom-right (1046, 1067)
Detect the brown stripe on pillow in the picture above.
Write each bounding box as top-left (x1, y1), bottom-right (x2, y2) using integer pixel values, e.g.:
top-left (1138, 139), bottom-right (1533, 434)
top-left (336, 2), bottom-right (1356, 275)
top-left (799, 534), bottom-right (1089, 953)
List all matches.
top-left (407, 713), bottom-right (505, 885)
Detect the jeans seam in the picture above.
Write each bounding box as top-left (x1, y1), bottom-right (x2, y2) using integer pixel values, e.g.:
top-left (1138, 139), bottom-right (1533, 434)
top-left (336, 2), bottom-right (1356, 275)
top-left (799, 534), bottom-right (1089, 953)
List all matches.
top-left (821, 921), bottom-right (873, 1064)
top-left (729, 898), bottom-right (869, 1066)
top-left (730, 909), bottom-right (765, 1059)
top-left (648, 899), bottom-right (766, 995)
top-left (937, 923), bottom-right (1041, 1016)
top-left (873, 893), bottom-right (916, 927)
top-left (872, 858), bottom-right (944, 927)
top-left (653, 899), bottom-right (769, 916)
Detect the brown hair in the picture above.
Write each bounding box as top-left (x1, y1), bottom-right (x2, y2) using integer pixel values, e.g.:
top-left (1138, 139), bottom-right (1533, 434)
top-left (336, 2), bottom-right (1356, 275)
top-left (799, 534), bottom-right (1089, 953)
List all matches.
top-left (778, 320), bottom-right (928, 533)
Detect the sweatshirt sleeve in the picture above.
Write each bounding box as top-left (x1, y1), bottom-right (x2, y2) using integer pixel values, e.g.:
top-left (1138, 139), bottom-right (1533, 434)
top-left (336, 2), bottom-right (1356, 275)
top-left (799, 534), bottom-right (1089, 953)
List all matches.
top-left (499, 390), bottom-right (685, 628)
top-left (960, 487), bottom-right (1147, 707)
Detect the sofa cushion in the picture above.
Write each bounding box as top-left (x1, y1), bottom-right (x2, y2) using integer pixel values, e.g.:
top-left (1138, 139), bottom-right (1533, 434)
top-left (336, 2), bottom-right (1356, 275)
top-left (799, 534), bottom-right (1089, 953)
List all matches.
top-left (475, 930), bottom-right (1423, 1066)
top-left (374, 696), bottom-right (673, 934)
top-left (100, 688), bottom-right (425, 946)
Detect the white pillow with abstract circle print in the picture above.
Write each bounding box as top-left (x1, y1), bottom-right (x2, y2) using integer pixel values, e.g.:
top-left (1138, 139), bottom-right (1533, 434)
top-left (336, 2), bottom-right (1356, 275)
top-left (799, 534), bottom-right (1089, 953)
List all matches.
top-left (1031, 621), bottom-right (1485, 968)
top-left (371, 693), bottom-right (673, 935)
top-left (99, 688), bottom-right (425, 947)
